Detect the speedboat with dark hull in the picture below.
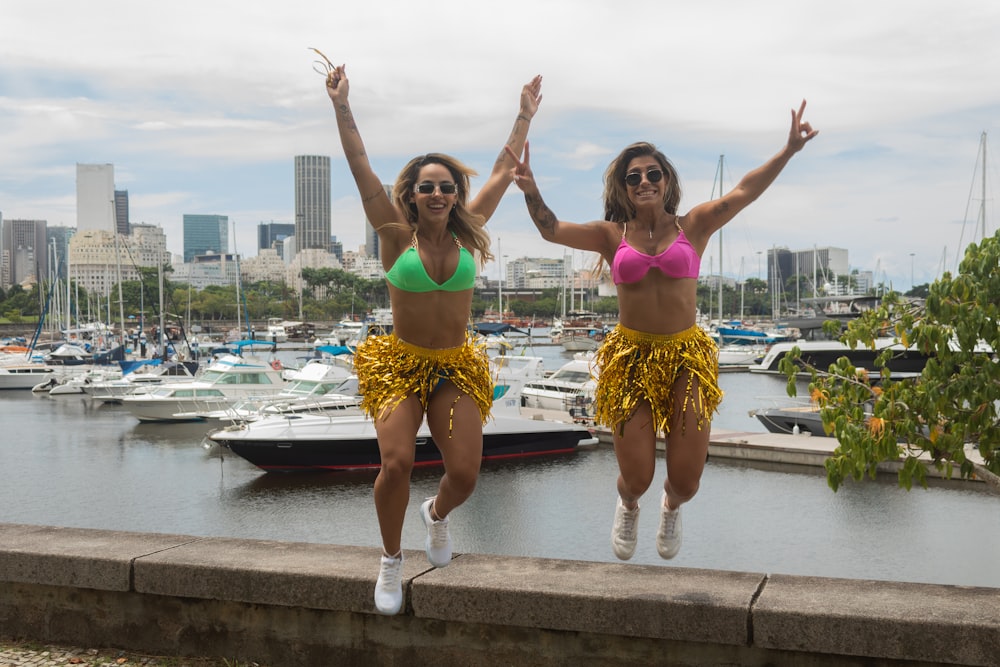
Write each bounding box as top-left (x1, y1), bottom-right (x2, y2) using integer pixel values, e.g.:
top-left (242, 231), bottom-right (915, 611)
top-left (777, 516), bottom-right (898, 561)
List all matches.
top-left (209, 353), bottom-right (599, 472)
top-left (749, 404), bottom-right (829, 436)
top-left (209, 412), bottom-right (597, 472)
top-left (748, 337), bottom-right (931, 377)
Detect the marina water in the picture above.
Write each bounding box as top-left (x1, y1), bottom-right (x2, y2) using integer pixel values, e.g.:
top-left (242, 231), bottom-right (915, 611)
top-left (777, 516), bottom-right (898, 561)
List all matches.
top-left (1, 340), bottom-right (997, 589)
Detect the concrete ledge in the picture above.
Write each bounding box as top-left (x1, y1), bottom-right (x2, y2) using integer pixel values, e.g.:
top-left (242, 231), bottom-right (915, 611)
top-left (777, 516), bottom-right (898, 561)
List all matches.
top-left (2, 523), bottom-right (998, 666)
top-left (411, 554), bottom-right (761, 645)
top-left (134, 536), bottom-right (434, 613)
top-left (755, 574), bottom-right (1000, 665)
top-left (0, 523), bottom-right (203, 591)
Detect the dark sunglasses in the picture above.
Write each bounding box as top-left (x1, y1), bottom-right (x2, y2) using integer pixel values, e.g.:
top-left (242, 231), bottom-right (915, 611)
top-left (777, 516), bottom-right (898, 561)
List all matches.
top-left (415, 181), bottom-right (458, 195)
top-left (624, 169), bottom-right (664, 187)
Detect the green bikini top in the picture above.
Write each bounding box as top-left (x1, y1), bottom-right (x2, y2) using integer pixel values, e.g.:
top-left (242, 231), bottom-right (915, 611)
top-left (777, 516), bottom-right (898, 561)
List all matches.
top-left (385, 232), bottom-right (477, 293)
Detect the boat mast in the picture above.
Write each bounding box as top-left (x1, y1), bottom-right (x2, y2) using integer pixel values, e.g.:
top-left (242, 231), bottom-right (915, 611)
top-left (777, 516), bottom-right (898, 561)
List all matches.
top-left (497, 236), bottom-right (503, 319)
top-left (232, 219), bottom-right (242, 339)
top-left (158, 262), bottom-right (166, 361)
top-left (714, 155), bottom-right (725, 323)
top-left (980, 131), bottom-right (988, 241)
top-left (113, 201), bottom-right (126, 349)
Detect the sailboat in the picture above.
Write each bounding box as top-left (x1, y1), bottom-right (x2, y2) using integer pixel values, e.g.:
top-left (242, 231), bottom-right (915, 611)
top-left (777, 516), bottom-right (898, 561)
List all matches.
top-left (701, 155), bottom-right (772, 368)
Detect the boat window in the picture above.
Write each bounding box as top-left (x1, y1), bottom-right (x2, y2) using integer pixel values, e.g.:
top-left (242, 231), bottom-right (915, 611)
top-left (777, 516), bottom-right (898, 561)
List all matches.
top-left (241, 373), bottom-right (274, 384)
top-left (551, 371), bottom-right (593, 384)
top-left (197, 389), bottom-right (226, 397)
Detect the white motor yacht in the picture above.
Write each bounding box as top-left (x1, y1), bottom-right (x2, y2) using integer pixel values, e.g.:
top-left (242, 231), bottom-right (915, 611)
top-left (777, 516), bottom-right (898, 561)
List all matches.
top-left (120, 353), bottom-right (285, 422)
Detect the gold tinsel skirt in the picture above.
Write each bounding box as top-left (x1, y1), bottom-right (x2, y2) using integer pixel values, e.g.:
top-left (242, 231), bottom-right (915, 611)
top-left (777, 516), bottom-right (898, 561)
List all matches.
top-left (353, 333), bottom-right (493, 426)
top-left (593, 324), bottom-right (722, 436)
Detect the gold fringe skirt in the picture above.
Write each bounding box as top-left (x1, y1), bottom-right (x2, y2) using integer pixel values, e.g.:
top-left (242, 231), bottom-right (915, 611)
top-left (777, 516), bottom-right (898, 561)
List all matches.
top-left (353, 333), bottom-right (493, 425)
top-left (593, 324), bottom-right (722, 436)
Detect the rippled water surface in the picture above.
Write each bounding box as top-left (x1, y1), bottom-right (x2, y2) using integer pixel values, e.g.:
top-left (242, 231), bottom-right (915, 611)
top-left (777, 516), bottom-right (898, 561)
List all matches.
top-left (2, 344), bottom-right (997, 589)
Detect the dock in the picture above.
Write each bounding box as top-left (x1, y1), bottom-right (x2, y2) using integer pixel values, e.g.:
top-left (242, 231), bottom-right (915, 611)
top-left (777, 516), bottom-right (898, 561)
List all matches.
top-left (519, 407), bottom-right (999, 491)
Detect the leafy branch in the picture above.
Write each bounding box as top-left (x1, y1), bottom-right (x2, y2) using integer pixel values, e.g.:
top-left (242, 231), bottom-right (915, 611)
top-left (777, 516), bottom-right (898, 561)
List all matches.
top-left (781, 230), bottom-right (999, 491)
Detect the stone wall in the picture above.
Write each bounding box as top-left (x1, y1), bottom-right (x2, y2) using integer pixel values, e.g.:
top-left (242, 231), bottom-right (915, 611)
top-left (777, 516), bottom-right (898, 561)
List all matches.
top-left (0, 523), bottom-right (997, 666)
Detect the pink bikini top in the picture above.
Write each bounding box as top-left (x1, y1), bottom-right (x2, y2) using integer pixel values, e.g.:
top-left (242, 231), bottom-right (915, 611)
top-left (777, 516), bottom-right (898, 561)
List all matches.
top-left (611, 220), bottom-right (701, 284)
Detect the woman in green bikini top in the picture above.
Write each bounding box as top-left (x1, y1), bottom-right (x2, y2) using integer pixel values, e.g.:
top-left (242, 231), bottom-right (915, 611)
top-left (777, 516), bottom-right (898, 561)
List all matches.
top-left (384, 231), bottom-right (477, 293)
top-left (325, 59), bottom-right (543, 615)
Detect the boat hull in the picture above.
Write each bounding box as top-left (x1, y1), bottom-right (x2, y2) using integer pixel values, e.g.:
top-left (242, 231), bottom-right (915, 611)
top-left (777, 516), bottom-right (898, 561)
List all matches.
top-left (749, 338), bottom-right (931, 376)
top-left (0, 366), bottom-right (59, 390)
top-left (211, 414), bottom-right (597, 472)
top-left (751, 406), bottom-right (829, 436)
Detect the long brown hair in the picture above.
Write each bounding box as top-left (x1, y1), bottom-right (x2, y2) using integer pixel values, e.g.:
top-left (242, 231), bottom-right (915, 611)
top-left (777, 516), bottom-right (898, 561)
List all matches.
top-left (392, 153), bottom-right (494, 265)
top-left (602, 142), bottom-right (682, 222)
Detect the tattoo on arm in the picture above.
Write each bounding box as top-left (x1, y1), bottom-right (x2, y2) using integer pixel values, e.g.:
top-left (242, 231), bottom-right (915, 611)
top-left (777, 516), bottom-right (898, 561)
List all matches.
top-left (713, 201), bottom-right (731, 216)
top-left (525, 193), bottom-right (556, 234)
top-left (362, 189), bottom-right (383, 203)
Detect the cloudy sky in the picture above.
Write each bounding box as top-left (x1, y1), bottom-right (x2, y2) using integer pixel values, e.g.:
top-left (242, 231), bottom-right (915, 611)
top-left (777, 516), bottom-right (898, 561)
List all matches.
top-left (2, 1), bottom-right (998, 291)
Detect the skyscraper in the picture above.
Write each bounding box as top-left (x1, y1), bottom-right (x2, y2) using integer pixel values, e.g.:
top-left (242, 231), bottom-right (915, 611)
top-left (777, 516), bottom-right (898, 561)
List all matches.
top-left (364, 184), bottom-right (392, 260)
top-left (1, 219), bottom-right (48, 288)
top-left (257, 222), bottom-right (296, 258)
top-left (76, 163), bottom-right (115, 232)
top-left (114, 190), bottom-right (130, 236)
top-left (294, 155), bottom-right (331, 253)
top-left (183, 214), bottom-right (229, 264)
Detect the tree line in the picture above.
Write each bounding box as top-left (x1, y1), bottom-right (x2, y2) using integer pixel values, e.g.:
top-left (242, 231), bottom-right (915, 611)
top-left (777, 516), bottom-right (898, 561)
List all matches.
top-left (0, 265), bottom-right (930, 327)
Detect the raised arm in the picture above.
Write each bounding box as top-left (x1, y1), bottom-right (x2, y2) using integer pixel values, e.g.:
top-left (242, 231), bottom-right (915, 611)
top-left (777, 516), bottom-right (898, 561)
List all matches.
top-left (468, 75), bottom-right (544, 222)
top-left (687, 100), bottom-right (818, 241)
top-left (325, 64), bottom-right (399, 230)
top-left (505, 142), bottom-right (614, 256)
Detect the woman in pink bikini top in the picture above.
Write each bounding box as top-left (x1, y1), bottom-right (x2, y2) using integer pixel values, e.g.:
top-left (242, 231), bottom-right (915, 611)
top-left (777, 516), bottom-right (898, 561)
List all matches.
top-left (611, 218), bottom-right (701, 284)
top-left (507, 101), bottom-right (817, 563)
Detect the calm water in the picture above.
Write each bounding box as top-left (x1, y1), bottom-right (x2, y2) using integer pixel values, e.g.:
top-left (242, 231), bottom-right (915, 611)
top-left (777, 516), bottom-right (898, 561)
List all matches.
top-left (2, 342), bottom-right (998, 589)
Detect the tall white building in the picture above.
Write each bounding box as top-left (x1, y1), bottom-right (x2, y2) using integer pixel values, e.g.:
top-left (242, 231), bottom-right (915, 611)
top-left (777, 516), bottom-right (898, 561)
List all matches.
top-left (294, 155), bottom-right (331, 252)
top-left (76, 164), bottom-right (115, 232)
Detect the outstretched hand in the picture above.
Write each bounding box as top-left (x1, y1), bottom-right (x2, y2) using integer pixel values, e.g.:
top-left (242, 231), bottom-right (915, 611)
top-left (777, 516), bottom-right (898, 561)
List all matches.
top-left (325, 64), bottom-right (348, 105)
top-left (788, 100), bottom-right (818, 153)
top-left (520, 75), bottom-right (543, 119)
top-left (504, 142), bottom-right (536, 193)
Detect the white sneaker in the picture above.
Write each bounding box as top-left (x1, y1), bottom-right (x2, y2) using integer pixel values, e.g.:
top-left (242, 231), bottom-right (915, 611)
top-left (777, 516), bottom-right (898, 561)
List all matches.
top-left (374, 553), bottom-right (403, 615)
top-left (656, 493), bottom-right (683, 559)
top-left (420, 497), bottom-right (452, 568)
top-left (611, 497), bottom-right (640, 560)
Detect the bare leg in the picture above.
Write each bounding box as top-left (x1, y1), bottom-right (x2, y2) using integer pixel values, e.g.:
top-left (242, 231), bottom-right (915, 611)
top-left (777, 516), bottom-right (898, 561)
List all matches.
top-left (663, 372), bottom-right (711, 510)
top-left (372, 394), bottom-right (422, 555)
top-left (612, 401), bottom-right (657, 509)
top-left (425, 381), bottom-right (484, 519)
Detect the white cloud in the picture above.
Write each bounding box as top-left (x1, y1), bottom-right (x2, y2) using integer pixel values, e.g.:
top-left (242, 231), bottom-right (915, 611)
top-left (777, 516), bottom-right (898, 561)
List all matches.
top-left (1, 0), bottom-right (999, 289)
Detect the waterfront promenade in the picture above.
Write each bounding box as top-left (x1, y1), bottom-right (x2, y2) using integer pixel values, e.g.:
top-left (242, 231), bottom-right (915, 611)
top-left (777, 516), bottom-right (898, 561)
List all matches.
top-left (2, 430), bottom-right (998, 666)
top-left (2, 519), bottom-right (998, 667)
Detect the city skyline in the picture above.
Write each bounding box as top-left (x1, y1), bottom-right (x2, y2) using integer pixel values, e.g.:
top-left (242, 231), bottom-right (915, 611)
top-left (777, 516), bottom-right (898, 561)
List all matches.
top-left (1, 2), bottom-right (999, 291)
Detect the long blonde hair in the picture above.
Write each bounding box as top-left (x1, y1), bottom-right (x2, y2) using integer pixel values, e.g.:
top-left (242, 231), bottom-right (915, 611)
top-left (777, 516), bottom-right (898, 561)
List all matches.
top-left (393, 153), bottom-right (495, 265)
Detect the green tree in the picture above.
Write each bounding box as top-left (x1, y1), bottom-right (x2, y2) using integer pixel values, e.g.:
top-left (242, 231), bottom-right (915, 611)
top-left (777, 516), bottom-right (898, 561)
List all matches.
top-left (781, 230), bottom-right (1000, 490)
top-left (3, 284), bottom-right (39, 317)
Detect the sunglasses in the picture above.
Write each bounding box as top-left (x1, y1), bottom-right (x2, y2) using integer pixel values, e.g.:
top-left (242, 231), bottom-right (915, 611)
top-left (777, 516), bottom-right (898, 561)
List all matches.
top-left (624, 169), bottom-right (664, 187)
top-left (414, 181), bottom-right (458, 195)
